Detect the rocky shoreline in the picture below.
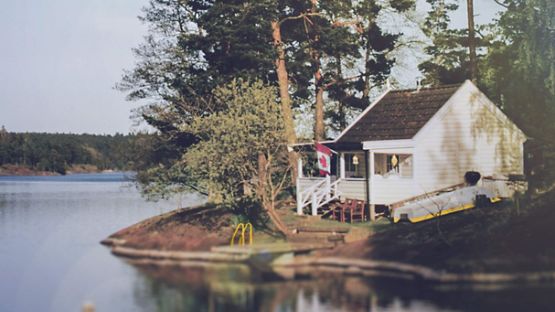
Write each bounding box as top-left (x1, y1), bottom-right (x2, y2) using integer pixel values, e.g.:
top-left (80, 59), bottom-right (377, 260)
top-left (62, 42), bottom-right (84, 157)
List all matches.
top-left (0, 164), bottom-right (60, 176)
top-left (103, 234), bottom-right (555, 286)
top-left (102, 191), bottom-right (555, 286)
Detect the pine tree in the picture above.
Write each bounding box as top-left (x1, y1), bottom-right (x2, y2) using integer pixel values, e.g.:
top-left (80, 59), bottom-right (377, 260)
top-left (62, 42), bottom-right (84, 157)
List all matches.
top-left (481, 0), bottom-right (555, 140)
top-left (418, 0), bottom-right (470, 85)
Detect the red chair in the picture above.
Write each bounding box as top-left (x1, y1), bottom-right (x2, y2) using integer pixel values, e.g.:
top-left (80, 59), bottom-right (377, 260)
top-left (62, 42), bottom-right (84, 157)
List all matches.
top-left (334, 199), bottom-right (357, 222)
top-left (347, 200), bottom-right (366, 223)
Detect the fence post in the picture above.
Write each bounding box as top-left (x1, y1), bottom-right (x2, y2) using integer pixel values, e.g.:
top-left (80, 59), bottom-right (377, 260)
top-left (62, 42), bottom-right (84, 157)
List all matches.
top-left (311, 192), bottom-right (318, 216)
top-left (296, 179), bottom-right (303, 215)
top-left (296, 157), bottom-right (303, 215)
top-left (325, 175), bottom-right (331, 202)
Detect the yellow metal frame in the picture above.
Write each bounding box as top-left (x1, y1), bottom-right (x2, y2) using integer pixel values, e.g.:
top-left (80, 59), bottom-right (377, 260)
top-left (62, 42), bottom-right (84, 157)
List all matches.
top-left (230, 222), bottom-right (253, 246)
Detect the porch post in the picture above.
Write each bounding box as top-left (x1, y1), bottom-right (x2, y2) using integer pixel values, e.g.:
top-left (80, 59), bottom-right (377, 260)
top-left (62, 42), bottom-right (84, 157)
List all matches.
top-left (296, 157), bottom-right (303, 215)
top-left (339, 153), bottom-right (345, 179)
top-left (311, 193), bottom-right (318, 216)
top-left (368, 151), bottom-right (376, 221)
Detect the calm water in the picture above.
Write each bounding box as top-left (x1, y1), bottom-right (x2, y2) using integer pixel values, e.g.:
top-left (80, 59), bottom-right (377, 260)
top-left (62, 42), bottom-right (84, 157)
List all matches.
top-left (0, 173), bottom-right (203, 312)
top-left (0, 173), bottom-right (553, 312)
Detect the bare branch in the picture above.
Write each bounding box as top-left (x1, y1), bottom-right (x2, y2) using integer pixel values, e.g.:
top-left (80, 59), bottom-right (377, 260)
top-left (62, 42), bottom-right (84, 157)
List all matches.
top-left (323, 74), bottom-right (363, 89)
top-left (278, 12), bottom-right (322, 25)
top-left (331, 19), bottom-right (364, 34)
top-left (492, 0), bottom-right (509, 9)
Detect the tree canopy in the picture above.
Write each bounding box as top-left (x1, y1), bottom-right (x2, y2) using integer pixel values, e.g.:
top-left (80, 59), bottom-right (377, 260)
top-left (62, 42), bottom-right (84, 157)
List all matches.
top-left (119, 0), bottom-right (419, 200)
top-left (120, 0), bottom-right (555, 215)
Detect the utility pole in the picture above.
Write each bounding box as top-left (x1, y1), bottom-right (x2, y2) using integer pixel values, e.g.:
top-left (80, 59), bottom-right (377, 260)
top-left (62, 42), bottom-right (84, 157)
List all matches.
top-left (466, 0), bottom-right (477, 82)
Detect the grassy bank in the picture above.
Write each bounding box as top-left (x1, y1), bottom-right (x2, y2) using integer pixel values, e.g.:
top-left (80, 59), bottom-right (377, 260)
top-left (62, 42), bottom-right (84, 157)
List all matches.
top-left (320, 190), bottom-right (555, 274)
top-left (104, 204), bottom-right (287, 252)
top-left (105, 189), bottom-right (555, 276)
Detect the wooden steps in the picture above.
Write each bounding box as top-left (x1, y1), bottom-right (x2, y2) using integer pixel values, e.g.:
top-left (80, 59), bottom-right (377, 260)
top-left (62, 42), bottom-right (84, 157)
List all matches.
top-left (296, 226), bottom-right (349, 234)
top-left (316, 199), bottom-right (341, 219)
top-left (287, 225), bottom-right (349, 246)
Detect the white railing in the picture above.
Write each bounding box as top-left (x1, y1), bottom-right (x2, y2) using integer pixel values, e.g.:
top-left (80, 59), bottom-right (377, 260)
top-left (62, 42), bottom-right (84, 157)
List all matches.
top-left (297, 176), bottom-right (342, 216)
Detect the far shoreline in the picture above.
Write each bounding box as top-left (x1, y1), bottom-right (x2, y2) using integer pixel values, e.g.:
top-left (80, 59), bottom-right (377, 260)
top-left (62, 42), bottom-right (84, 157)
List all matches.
top-left (0, 164), bottom-right (129, 177)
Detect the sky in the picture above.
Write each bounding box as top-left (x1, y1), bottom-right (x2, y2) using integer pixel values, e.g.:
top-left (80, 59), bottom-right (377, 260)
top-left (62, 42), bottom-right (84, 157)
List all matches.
top-left (0, 0), bottom-right (503, 135)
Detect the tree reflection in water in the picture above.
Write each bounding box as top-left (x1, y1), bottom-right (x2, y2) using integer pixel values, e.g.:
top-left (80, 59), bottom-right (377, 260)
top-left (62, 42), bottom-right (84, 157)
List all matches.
top-left (130, 264), bottom-right (555, 312)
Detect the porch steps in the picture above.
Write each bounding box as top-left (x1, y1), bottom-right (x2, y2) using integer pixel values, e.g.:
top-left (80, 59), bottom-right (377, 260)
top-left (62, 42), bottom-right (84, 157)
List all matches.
top-left (296, 176), bottom-right (342, 216)
top-left (286, 233), bottom-right (346, 246)
top-left (319, 201), bottom-right (342, 219)
top-left (287, 226), bottom-right (349, 246)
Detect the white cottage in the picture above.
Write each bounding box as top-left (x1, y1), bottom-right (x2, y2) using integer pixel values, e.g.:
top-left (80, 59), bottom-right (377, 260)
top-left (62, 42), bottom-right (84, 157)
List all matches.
top-left (294, 80), bottom-right (527, 220)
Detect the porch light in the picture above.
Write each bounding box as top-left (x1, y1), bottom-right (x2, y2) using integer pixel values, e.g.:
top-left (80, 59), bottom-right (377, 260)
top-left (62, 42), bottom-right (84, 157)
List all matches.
top-left (352, 155), bottom-right (359, 165)
top-left (391, 154), bottom-right (398, 168)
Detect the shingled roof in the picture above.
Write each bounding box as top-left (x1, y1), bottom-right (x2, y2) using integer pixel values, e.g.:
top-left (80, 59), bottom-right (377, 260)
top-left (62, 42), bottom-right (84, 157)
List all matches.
top-left (336, 83), bottom-right (462, 143)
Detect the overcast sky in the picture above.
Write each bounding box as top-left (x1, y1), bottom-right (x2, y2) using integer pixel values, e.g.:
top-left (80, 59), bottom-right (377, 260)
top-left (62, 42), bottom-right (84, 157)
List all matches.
top-left (0, 0), bottom-right (503, 135)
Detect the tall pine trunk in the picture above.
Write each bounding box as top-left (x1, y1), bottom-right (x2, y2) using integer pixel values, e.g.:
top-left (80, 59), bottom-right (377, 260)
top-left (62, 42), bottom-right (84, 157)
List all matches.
top-left (363, 31), bottom-right (372, 99)
top-left (271, 20), bottom-right (298, 180)
top-left (313, 57), bottom-right (325, 141)
top-left (310, 0), bottom-right (326, 141)
top-left (467, 0), bottom-right (477, 82)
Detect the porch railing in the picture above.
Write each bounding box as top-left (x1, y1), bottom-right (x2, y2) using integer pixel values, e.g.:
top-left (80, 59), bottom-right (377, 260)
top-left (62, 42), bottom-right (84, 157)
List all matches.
top-left (297, 176), bottom-right (342, 216)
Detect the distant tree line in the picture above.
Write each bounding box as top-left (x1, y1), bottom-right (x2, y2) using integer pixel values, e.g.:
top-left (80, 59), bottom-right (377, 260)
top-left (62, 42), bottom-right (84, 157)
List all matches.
top-left (0, 126), bottom-right (160, 174)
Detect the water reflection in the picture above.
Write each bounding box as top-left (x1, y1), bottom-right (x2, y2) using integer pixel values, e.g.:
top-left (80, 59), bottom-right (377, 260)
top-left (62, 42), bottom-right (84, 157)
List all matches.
top-left (131, 264), bottom-right (444, 311)
top-left (130, 263), bottom-right (555, 312)
top-left (1, 175), bottom-right (554, 312)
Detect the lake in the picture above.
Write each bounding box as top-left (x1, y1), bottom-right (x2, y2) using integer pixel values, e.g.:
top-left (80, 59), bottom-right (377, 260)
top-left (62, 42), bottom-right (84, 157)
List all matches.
top-left (0, 173), bottom-right (553, 312)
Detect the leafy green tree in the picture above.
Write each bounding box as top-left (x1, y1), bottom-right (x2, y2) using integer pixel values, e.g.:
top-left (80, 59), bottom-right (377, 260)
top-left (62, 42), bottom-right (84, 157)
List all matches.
top-left (118, 0), bottom-right (299, 185)
top-left (182, 80), bottom-right (290, 233)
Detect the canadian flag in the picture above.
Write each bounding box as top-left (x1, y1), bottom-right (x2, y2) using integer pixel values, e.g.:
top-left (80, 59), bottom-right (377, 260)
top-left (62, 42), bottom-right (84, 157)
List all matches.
top-left (316, 143), bottom-right (332, 176)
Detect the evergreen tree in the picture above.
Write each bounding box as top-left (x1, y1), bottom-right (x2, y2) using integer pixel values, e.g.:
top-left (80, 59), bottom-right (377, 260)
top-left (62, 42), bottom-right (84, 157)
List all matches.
top-left (481, 0), bottom-right (555, 140)
top-left (418, 0), bottom-right (470, 85)
top-left (119, 0), bottom-right (417, 196)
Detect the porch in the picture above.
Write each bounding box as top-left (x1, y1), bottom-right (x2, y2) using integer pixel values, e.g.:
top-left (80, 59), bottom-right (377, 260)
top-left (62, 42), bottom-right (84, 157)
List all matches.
top-left (294, 142), bottom-right (416, 221)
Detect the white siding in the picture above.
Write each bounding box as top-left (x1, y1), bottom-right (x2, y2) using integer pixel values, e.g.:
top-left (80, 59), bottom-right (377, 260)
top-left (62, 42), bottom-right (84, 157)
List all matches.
top-left (297, 177), bottom-right (366, 200)
top-left (297, 81), bottom-right (526, 207)
top-left (413, 81), bottom-right (526, 193)
top-left (367, 147), bottom-right (419, 205)
top-left (370, 175), bottom-right (416, 205)
top-left (338, 179), bottom-right (366, 200)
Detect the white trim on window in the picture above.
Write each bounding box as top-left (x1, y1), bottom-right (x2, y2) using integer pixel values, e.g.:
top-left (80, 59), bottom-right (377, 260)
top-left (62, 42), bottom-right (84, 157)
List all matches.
top-left (362, 139), bottom-right (414, 150)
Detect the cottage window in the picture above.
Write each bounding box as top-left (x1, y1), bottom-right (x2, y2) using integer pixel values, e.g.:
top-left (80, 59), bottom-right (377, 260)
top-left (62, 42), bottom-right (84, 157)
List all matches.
top-left (344, 152), bottom-right (365, 179)
top-left (374, 153), bottom-right (413, 178)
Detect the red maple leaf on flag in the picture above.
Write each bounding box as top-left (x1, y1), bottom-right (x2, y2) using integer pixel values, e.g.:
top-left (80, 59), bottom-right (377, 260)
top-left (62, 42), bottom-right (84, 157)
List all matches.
top-left (319, 155), bottom-right (327, 168)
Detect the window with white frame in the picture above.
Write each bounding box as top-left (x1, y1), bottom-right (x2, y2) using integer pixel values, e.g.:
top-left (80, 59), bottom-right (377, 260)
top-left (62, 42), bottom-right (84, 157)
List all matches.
top-left (374, 153), bottom-right (413, 178)
top-left (344, 152), bottom-right (365, 179)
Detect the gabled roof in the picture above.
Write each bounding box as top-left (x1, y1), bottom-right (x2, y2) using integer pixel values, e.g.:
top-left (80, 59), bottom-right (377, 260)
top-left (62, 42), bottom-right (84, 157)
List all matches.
top-left (335, 83), bottom-right (462, 143)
